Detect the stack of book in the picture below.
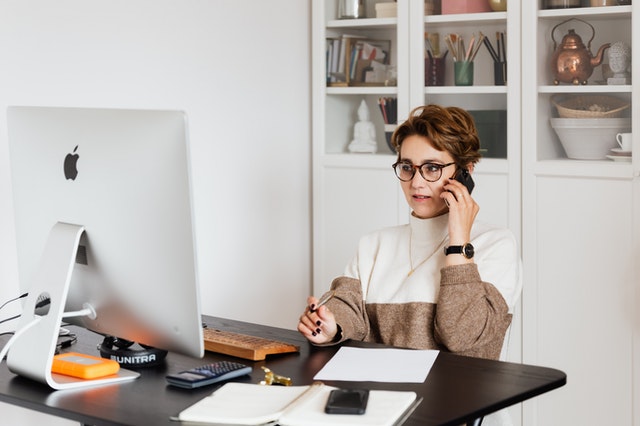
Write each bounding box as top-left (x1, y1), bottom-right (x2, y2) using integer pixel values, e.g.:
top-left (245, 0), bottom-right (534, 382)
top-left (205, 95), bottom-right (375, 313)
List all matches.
top-left (326, 35), bottom-right (391, 86)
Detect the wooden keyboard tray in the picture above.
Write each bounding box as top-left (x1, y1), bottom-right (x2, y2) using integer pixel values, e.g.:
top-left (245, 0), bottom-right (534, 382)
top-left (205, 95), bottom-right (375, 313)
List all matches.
top-left (203, 328), bottom-right (300, 361)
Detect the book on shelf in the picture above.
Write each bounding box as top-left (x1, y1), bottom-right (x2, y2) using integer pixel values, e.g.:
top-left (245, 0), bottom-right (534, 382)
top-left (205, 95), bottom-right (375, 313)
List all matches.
top-left (326, 34), bottom-right (391, 87)
top-left (173, 381), bottom-right (420, 426)
top-left (326, 38), bottom-right (339, 84)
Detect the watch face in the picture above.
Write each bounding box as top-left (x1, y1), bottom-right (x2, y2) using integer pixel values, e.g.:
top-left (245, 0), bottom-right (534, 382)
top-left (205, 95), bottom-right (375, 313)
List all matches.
top-left (463, 243), bottom-right (475, 258)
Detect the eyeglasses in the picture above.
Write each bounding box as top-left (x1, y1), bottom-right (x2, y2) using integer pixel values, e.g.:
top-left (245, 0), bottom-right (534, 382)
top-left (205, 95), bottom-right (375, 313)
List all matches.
top-left (392, 161), bottom-right (456, 182)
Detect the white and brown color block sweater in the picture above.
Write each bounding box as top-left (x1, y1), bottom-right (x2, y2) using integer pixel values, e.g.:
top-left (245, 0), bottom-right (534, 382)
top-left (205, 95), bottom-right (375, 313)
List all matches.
top-left (322, 213), bottom-right (522, 360)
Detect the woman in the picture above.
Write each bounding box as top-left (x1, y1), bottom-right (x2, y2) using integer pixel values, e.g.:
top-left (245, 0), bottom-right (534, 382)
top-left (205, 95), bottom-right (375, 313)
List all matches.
top-left (298, 104), bottom-right (521, 360)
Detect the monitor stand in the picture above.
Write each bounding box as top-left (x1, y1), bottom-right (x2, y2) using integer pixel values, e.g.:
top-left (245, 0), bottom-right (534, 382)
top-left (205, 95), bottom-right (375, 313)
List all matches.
top-left (6, 222), bottom-right (139, 390)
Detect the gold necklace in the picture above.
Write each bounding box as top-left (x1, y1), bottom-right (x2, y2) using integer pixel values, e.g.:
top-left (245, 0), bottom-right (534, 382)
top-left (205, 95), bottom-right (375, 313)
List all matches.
top-left (407, 229), bottom-right (448, 277)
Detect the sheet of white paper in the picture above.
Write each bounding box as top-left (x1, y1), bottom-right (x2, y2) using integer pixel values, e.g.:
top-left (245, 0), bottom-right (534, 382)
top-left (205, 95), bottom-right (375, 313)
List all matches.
top-left (313, 347), bottom-right (439, 383)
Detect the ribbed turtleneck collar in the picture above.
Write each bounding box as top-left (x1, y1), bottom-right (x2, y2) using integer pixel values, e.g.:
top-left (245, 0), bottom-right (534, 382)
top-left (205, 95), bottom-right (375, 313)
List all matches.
top-left (409, 212), bottom-right (449, 245)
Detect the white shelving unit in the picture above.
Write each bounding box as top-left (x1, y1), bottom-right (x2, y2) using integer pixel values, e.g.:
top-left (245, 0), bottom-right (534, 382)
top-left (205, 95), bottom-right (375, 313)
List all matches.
top-left (312, 7), bottom-right (523, 414)
top-left (313, 1), bottom-right (639, 425)
top-left (312, 0), bottom-right (521, 295)
top-left (522, 2), bottom-right (639, 426)
top-left (416, 1), bottom-right (522, 262)
top-left (312, 0), bottom-right (406, 299)
top-left (314, 1), bottom-right (640, 425)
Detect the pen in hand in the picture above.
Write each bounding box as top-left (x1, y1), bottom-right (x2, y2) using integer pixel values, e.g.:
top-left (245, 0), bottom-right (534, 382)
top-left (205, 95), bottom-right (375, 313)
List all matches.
top-left (310, 290), bottom-right (335, 313)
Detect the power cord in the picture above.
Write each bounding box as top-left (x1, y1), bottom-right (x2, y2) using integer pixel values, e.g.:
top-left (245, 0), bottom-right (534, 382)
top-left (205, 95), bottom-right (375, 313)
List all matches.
top-left (0, 316), bottom-right (43, 362)
top-left (0, 315), bottom-right (20, 326)
top-left (1, 293), bottom-right (75, 360)
top-left (1, 328), bottom-right (78, 360)
top-left (0, 293), bottom-right (51, 326)
top-left (55, 332), bottom-right (78, 353)
top-left (0, 292), bottom-right (28, 312)
top-left (0, 293), bottom-right (29, 327)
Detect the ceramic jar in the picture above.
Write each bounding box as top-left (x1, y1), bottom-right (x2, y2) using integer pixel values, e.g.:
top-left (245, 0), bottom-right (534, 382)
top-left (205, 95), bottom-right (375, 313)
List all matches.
top-left (488, 0), bottom-right (507, 11)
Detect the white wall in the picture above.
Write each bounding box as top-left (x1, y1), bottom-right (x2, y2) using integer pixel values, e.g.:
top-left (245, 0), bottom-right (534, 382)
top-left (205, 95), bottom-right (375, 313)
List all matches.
top-left (0, 1), bottom-right (310, 421)
top-left (0, 0), bottom-right (311, 324)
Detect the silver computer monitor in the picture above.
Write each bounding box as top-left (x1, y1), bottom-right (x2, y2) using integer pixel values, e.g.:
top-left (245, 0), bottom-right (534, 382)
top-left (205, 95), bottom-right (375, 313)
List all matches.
top-left (6, 106), bottom-right (203, 389)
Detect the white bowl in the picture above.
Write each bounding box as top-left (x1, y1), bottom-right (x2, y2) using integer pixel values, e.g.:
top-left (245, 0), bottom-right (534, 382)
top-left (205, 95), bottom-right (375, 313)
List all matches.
top-left (550, 118), bottom-right (632, 160)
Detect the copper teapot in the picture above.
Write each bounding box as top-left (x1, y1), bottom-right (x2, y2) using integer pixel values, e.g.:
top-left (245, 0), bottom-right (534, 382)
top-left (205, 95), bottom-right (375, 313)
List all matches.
top-left (551, 18), bottom-right (610, 85)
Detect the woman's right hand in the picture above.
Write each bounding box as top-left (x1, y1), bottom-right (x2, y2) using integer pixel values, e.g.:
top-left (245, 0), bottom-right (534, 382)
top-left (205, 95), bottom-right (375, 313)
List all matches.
top-left (297, 296), bottom-right (338, 344)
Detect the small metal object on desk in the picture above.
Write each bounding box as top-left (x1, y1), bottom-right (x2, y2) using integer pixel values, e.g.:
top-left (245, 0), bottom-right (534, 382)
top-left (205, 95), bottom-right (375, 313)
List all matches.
top-left (260, 366), bottom-right (292, 386)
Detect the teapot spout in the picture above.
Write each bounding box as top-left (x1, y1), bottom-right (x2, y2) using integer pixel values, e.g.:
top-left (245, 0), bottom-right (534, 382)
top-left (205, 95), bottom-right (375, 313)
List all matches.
top-left (591, 43), bottom-right (611, 67)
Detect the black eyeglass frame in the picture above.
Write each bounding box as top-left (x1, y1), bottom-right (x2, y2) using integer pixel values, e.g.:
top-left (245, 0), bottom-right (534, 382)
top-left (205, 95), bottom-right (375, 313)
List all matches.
top-left (392, 161), bottom-right (456, 182)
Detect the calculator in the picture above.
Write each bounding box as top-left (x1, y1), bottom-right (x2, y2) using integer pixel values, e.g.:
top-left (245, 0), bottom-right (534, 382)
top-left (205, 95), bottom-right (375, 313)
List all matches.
top-left (166, 361), bottom-right (252, 389)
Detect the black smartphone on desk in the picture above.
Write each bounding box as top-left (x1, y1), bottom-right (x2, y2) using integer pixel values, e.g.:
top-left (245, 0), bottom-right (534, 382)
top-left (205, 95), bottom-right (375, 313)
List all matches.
top-left (453, 168), bottom-right (475, 194)
top-left (325, 389), bottom-right (369, 414)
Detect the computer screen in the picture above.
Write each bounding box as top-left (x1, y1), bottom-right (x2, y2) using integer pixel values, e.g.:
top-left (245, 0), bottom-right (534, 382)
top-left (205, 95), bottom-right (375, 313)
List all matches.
top-left (6, 106), bottom-right (204, 389)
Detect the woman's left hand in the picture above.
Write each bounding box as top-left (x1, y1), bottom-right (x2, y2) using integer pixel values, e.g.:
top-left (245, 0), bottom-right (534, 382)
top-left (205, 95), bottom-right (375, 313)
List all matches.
top-left (441, 178), bottom-right (479, 258)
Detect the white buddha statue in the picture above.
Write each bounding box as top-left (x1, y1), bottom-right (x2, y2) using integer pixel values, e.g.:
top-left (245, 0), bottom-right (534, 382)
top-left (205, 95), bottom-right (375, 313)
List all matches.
top-left (348, 100), bottom-right (377, 153)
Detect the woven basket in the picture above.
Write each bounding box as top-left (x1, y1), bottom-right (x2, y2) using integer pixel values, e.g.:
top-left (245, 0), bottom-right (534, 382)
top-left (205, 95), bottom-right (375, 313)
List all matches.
top-left (551, 95), bottom-right (630, 119)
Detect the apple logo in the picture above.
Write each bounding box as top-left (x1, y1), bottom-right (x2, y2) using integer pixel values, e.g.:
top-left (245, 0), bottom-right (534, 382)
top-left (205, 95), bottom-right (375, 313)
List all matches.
top-left (64, 145), bottom-right (80, 180)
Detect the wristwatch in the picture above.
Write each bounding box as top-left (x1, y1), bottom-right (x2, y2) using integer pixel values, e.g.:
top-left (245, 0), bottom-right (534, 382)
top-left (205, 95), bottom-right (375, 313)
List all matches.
top-left (444, 243), bottom-right (475, 259)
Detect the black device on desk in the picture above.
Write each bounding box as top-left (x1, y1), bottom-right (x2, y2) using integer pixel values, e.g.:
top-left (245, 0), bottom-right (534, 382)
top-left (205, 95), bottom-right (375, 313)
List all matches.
top-left (166, 361), bottom-right (252, 389)
top-left (325, 388), bottom-right (369, 414)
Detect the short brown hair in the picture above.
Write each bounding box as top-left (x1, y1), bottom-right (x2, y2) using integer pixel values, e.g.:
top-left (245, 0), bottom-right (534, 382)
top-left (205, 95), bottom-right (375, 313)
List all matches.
top-left (391, 104), bottom-right (482, 167)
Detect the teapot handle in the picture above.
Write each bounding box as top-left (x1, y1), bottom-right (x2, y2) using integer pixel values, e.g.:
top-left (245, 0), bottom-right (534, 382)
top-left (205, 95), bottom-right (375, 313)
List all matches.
top-left (551, 17), bottom-right (594, 50)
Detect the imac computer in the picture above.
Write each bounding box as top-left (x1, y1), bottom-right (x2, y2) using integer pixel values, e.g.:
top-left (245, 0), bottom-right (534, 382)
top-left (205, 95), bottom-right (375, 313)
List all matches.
top-left (5, 106), bottom-right (204, 389)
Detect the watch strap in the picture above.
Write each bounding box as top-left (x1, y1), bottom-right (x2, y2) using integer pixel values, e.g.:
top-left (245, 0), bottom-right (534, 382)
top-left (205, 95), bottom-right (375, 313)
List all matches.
top-left (444, 245), bottom-right (464, 255)
top-left (444, 243), bottom-right (474, 259)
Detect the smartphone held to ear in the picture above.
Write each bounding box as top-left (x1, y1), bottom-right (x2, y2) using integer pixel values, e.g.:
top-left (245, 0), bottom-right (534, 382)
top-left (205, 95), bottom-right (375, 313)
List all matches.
top-left (453, 168), bottom-right (475, 194)
top-left (325, 388), bottom-right (369, 415)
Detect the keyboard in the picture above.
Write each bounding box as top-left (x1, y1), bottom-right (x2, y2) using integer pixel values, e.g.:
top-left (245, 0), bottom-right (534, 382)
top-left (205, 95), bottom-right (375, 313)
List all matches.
top-left (202, 328), bottom-right (300, 361)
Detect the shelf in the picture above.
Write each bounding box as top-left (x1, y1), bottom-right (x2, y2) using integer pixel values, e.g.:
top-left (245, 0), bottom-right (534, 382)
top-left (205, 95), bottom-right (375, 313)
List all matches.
top-left (327, 17), bottom-right (397, 29)
top-left (425, 85), bottom-right (507, 95)
top-left (538, 85), bottom-right (632, 93)
top-left (533, 159), bottom-right (636, 179)
top-left (533, 2), bottom-right (634, 164)
top-left (330, 11), bottom-right (509, 29)
top-left (538, 5), bottom-right (631, 20)
top-left (425, 11), bottom-right (507, 25)
top-left (326, 86), bottom-right (398, 95)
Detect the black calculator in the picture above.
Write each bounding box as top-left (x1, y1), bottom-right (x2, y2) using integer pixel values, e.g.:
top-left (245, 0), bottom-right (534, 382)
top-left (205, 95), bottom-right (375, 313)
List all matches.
top-left (166, 361), bottom-right (252, 389)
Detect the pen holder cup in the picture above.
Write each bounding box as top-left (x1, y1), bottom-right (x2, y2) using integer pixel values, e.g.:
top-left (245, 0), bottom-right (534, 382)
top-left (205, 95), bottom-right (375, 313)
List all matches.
top-left (494, 61), bottom-right (507, 86)
top-left (425, 57), bottom-right (446, 86)
top-left (454, 61), bottom-right (474, 86)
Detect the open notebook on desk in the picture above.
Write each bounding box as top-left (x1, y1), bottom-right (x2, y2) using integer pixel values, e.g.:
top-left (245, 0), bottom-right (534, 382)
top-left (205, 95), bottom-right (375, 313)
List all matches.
top-left (173, 382), bottom-right (420, 426)
top-left (202, 327), bottom-right (299, 361)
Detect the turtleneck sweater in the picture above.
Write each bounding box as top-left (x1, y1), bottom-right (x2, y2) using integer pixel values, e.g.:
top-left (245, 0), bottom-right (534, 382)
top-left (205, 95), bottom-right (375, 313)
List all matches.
top-left (321, 213), bottom-right (522, 360)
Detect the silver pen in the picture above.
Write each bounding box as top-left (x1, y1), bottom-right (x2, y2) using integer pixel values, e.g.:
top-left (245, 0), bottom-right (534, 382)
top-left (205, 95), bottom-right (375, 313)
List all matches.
top-left (311, 290), bottom-right (335, 312)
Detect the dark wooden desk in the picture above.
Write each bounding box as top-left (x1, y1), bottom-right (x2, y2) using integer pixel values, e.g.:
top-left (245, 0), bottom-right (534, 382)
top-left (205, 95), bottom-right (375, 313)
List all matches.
top-left (0, 316), bottom-right (566, 426)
